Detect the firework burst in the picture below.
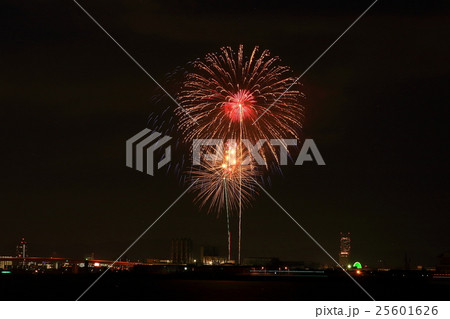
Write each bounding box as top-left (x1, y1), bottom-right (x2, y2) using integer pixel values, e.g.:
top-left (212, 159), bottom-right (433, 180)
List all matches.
top-left (190, 141), bottom-right (258, 214)
top-left (176, 45), bottom-right (305, 166)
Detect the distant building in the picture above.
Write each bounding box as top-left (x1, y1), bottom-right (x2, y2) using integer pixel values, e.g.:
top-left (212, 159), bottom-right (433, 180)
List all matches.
top-left (0, 257), bottom-right (13, 270)
top-left (200, 246), bottom-right (228, 265)
top-left (202, 256), bottom-right (228, 265)
top-left (339, 232), bottom-right (351, 267)
top-left (199, 246), bottom-right (230, 265)
top-left (200, 246), bottom-right (218, 262)
top-left (437, 251), bottom-right (450, 273)
top-left (171, 238), bottom-right (193, 264)
top-left (16, 238), bottom-right (28, 258)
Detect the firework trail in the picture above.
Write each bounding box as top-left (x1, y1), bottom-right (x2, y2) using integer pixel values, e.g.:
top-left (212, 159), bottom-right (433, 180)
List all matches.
top-left (190, 141), bottom-right (259, 260)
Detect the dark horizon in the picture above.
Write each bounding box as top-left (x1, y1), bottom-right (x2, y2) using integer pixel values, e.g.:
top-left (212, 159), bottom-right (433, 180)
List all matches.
top-left (2, 1), bottom-right (449, 270)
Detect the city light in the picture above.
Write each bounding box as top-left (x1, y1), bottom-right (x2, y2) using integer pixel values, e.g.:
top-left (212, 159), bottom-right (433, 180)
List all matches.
top-left (353, 262), bottom-right (362, 269)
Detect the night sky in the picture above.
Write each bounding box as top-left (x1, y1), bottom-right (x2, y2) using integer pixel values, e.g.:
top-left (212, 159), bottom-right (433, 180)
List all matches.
top-left (2, 0), bottom-right (449, 268)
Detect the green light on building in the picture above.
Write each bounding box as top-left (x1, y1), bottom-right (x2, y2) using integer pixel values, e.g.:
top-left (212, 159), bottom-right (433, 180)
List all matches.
top-left (353, 262), bottom-right (362, 269)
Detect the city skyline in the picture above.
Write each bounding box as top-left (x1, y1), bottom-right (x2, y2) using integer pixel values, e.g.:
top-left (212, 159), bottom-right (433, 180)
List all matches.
top-left (0, 234), bottom-right (442, 271)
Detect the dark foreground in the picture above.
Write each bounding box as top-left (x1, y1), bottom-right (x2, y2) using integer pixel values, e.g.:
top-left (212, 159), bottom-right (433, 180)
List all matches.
top-left (1, 272), bottom-right (449, 301)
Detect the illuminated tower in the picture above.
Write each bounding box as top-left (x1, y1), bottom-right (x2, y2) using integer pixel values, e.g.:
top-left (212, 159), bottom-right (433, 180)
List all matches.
top-left (16, 237), bottom-right (28, 268)
top-left (339, 232), bottom-right (351, 267)
top-left (16, 237), bottom-right (28, 258)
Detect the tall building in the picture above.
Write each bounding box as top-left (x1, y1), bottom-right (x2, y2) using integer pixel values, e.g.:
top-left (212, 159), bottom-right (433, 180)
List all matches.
top-left (339, 232), bottom-right (351, 267)
top-left (171, 238), bottom-right (193, 264)
top-left (16, 237), bottom-right (28, 258)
